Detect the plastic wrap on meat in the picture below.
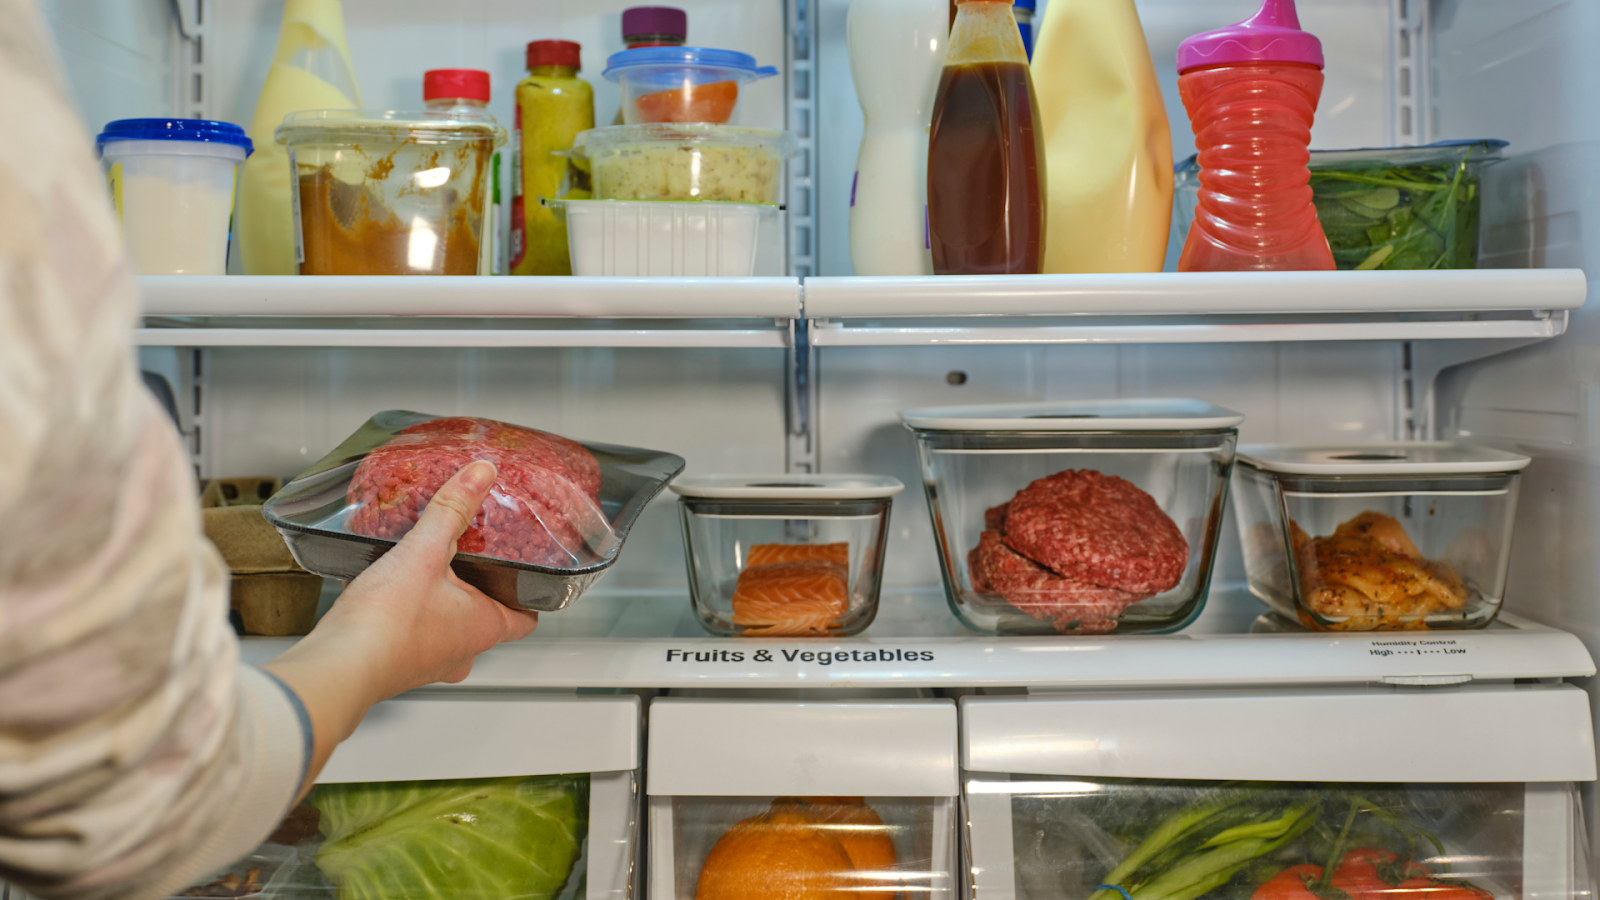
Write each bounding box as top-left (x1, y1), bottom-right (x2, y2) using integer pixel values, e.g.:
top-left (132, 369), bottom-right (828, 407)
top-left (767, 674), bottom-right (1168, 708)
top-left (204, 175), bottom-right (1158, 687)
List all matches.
top-left (346, 417), bottom-right (609, 566)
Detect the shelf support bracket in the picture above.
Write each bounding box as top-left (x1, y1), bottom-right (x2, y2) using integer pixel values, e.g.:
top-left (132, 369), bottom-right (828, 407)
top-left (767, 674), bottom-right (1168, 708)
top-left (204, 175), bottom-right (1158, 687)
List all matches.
top-left (787, 317), bottom-right (819, 474)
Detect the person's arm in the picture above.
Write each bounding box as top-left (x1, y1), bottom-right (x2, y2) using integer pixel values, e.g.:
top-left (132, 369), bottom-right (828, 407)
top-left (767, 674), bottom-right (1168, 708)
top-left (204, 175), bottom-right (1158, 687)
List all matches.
top-left (265, 459), bottom-right (540, 799)
top-left (0, 2), bottom-right (536, 897)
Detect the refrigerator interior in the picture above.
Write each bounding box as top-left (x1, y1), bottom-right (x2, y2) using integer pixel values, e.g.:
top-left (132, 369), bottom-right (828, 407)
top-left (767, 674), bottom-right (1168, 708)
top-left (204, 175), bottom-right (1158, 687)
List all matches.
top-left (24, 0), bottom-right (1600, 888)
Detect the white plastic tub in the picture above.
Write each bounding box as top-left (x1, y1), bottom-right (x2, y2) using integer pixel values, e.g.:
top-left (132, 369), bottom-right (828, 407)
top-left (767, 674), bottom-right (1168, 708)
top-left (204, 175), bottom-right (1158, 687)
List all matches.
top-left (551, 198), bottom-right (780, 277)
top-left (96, 119), bottom-right (252, 275)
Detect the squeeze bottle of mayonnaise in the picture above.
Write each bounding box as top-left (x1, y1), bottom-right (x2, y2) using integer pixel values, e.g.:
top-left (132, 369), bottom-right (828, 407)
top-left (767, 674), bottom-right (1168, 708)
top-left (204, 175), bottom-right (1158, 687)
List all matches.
top-left (1030, 0), bottom-right (1172, 273)
top-left (236, 0), bottom-right (362, 275)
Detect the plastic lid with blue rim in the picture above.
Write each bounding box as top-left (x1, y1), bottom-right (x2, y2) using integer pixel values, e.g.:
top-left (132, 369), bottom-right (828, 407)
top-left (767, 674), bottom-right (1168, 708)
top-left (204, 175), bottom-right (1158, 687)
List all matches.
top-left (603, 46), bottom-right (779, 83)
top-left (96, 118), bottom-right (253, 154)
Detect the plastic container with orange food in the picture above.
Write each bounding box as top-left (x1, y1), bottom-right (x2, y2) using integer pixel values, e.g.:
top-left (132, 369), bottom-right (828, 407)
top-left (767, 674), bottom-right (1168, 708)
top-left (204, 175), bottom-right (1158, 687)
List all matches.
top-left (671, 475), bottom-right (903, 638)
top-left (603, 46), bottom-right (778, 125)
top-left (647, 697), bottom-right (958, 900)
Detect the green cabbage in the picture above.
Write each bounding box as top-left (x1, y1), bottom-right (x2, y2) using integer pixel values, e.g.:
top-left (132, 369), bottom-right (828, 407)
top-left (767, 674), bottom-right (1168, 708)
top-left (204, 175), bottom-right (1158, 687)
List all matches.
top-left (309, 774), bottom-right (587, 900)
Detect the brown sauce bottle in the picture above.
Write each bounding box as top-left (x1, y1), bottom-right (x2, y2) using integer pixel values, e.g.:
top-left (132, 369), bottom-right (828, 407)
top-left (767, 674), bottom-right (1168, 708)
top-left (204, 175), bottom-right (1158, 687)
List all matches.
top-left (927, 0), bottom-right (1046, 275)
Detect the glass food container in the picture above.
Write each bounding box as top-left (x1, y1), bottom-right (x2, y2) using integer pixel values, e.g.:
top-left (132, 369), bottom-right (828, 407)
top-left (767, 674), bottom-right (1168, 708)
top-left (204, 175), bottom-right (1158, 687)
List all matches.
top-left (648, 698), bottom-right (958, 900)
top-left (572, 124), bottom-right (798, 204)
top-left (961, 688), bottom-right (1595, 900)
top-left (1175, 140), bottom-right (1507, 271)
top-left (167, 693), bottom-right (642, 900)
top-left (902, 399), bottom-right (1242, 636)
top-left (276, 109), bottom-right (506, 275)
top-left (602, 46), bottom-right (779, 125)
top-left (1231, 442), bottom-right (1530, 631)
top-left (671, 474), bottom-right (902, 637)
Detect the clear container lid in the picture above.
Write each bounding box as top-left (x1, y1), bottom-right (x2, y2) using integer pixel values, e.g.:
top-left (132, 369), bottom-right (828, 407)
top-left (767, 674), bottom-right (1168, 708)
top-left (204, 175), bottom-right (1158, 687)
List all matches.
top-left (571, 123), bottom-right (799, 157)
top-left (899, 398), bottom-right (1245, 432)
top-left (1176, 139), bottom-right (1507, 179)
top-left (670, 474), bottom-right (904, 500)
top-left (602, 46), bottom-right (779, 82)
top-left (275, 108), bottom-right (505, 146)
top-left (1237, 441), bottom-right (1531, 475)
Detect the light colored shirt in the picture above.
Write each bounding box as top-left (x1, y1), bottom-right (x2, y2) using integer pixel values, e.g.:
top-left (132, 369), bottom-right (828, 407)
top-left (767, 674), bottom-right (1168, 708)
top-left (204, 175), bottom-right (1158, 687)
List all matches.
top-left (0, 1), bottom-right (309, 897)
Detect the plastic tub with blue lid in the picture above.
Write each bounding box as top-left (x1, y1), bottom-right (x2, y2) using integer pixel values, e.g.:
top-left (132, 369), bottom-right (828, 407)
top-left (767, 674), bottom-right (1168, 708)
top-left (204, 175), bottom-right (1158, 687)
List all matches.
top-left (95, 118), bottom-right (252, 275)
top-left (603, 46), bottom-right (779, 125)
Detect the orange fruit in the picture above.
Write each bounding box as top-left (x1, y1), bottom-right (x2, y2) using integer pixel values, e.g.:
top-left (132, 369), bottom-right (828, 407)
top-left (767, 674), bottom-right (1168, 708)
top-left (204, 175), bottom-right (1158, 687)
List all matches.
top-left (695, 807), bottom-right (854, 900)
top-left (803, 798), bottom-right (899, 900)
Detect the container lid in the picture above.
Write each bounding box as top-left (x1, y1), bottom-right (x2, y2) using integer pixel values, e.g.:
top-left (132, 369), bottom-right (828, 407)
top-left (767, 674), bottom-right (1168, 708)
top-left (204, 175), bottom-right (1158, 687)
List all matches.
top-left (1237, 441), bottom-right (1531, 475)
top-left (1013, 0), bottom-right (1037, 9)
top-left (900, 398), bottom-right (1246, 432)
top-left (602, 46), bottom-right (779, 82)
top-left (670, 473), bottom-right (904, 500)
top-left (424, 68), bottom-right (490, 103)
top-left (97, 118), bottom-right (253, 154)
top-left (1176, 0), bottom-right (1323, 72)
top-left (1176, 139), bottom-right (1507, 182)
top-left (275, 109), bottom-right (505, 146)
top-left (527, 39), bottom-right (582, 70)
top-left (623, 6), bottom-right (687, 39)
top-left (571, 123), bottom-right (799, 157)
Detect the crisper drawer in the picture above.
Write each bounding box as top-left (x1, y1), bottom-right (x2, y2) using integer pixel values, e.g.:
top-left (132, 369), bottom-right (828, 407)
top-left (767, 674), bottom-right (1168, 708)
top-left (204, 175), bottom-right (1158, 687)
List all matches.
top-left (961, 685), bottom-right (1597, 900)
top-left (168, 693), bottom-right (641, 900)
top-left (647, 698), bottom-right (959, 900)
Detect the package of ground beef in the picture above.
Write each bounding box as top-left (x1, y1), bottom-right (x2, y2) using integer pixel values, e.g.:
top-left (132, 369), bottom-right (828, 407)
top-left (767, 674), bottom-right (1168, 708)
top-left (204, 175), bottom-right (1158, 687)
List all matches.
top-left (264, 411), bottom-right (685, 611)
top-left (346, 417), bottom-right (609, 567)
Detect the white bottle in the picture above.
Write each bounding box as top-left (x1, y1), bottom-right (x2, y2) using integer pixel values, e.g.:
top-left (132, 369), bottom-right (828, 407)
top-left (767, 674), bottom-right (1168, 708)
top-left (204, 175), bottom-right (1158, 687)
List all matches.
top-left (847, 0), bottom-right (947, 276)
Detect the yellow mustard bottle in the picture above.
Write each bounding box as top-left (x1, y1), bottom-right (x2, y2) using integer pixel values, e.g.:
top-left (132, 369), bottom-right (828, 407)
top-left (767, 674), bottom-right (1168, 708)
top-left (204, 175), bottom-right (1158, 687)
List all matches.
top-left (510, 40), bottom-right (594, 277)
top-left (236, 0), bottom-right (362, 275)
top-left (1030, 0), bottom-right (1172, 273)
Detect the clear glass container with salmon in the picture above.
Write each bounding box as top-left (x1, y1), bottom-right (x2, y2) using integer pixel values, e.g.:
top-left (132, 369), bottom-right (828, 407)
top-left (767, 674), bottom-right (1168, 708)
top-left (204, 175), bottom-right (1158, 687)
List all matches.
top-left (1231, 442), bottom-right (1530, 631)
top-left (671, 475), bottom-right (903, 637)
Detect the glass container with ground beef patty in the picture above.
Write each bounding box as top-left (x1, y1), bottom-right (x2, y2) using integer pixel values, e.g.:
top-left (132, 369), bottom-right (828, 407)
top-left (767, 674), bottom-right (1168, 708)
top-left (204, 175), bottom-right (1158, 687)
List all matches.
top-left (276, 109), bottom-right (505, 275)
top-left (671, 474), bottom-right (903, 637)
top-left (901, 399), bottom-right (1244, 636)
top-left (1232, 442), bottom-right (1530, 631)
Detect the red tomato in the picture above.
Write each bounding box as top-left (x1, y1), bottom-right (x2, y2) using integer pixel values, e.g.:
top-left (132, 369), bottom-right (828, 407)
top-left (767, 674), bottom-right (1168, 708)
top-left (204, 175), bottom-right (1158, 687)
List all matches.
top-left (634, 79), bottom-right (740, 124)
top-left (1332, 847), bottom-right (1400, 900)
top-left (1251, 864), bottom-right (1326, 900)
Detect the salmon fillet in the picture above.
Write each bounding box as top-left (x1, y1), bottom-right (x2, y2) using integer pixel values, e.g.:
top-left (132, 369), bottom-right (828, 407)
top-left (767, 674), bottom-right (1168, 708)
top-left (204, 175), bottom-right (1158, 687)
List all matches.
top-left (731, 560), bottom-right (849, 637)
top-left (746, 542), bottom-right (851, 568)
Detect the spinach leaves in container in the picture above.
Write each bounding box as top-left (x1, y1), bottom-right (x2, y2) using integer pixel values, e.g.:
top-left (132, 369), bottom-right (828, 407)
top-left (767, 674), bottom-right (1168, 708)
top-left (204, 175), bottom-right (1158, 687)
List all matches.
top-left (1175, 141), bottom-right (1506, 271)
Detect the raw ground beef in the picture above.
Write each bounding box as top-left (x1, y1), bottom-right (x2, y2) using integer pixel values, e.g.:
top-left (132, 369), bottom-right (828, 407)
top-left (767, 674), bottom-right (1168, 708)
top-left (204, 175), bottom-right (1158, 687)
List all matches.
top-left (970, 529), bottom-right (1149, 634)
top-left (1003, 470), bottom-right (1188, 594)
top-left (346, 417), bottom-right (607, 566)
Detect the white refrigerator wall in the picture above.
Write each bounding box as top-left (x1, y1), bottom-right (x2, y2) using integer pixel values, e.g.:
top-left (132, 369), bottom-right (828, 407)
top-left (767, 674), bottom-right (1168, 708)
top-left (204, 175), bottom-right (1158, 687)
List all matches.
top-left (1424, 0), bottom-right (1600, 853)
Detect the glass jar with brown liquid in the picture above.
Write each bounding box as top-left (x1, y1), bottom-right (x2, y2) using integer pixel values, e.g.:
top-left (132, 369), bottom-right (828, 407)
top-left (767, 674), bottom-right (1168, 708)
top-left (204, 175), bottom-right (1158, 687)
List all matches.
top-left (927, 0), bottom-right (1046, 275)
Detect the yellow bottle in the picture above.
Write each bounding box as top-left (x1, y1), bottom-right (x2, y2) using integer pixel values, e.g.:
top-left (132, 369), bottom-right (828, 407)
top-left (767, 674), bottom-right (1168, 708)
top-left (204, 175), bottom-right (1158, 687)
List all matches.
top-left (1030, 0), bottom-right (1172, 273)
top-left (236, 0), bottom-right (362, 275)
top-left (510, 40), bottom-right (594, 277)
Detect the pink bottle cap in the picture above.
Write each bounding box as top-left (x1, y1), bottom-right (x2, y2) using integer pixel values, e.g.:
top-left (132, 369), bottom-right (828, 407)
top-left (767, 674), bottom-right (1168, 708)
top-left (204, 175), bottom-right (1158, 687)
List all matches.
top-left (1176, 0), bottom-right (1324, 72)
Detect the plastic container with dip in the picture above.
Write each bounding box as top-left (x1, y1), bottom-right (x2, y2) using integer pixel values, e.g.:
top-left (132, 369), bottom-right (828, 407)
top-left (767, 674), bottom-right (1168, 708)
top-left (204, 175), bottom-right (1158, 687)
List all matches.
top-left (901, 399), bottom-right (1243, 637)
top-left (1230, 442), bottom-right (1530, 631)
top-left (276, 109), bottom-right (505, 275)
top-left (603, 46), bottom-right (778, 125)
top-left (573, 124), bottom-right (798, 204)
top-left (671, 474), bottom-right (903, 638)
top-left (96, 118), bottom-right (253, 275)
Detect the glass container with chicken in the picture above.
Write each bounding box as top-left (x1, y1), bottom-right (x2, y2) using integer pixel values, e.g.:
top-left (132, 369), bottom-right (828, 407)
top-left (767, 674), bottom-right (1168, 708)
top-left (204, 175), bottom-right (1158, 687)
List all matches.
top-left (1232, 443), bottom-right (1531, 631)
